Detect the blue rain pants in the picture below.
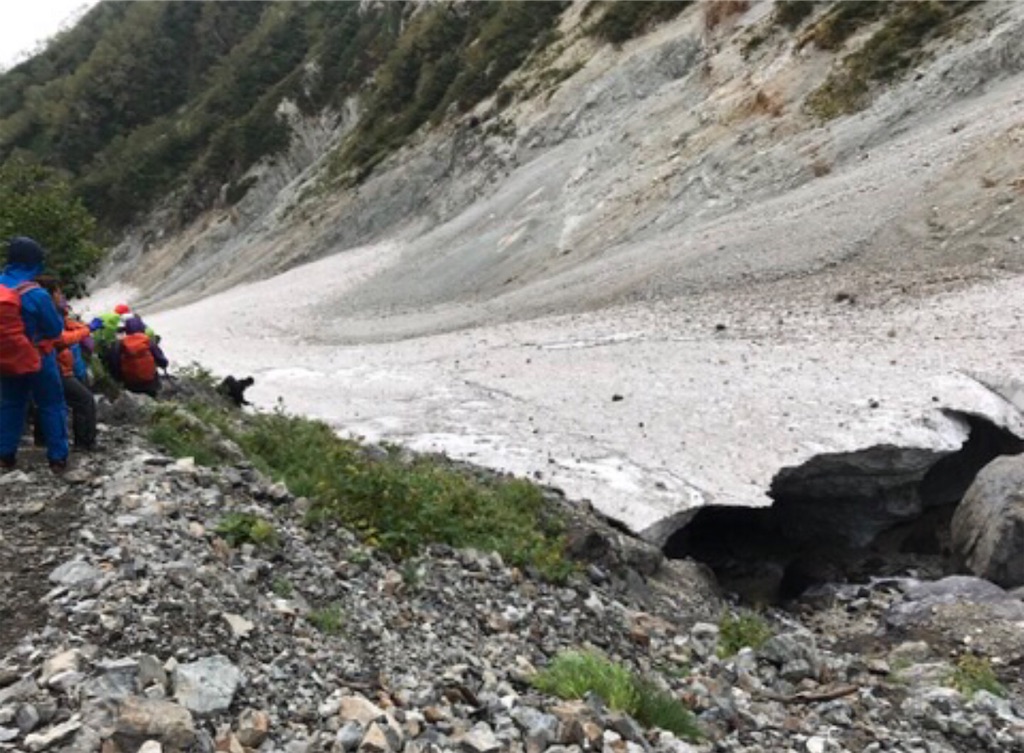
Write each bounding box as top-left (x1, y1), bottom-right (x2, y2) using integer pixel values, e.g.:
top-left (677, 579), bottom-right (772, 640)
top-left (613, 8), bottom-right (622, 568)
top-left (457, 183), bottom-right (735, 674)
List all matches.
top-left (0, 353), bottom-right (68, 462)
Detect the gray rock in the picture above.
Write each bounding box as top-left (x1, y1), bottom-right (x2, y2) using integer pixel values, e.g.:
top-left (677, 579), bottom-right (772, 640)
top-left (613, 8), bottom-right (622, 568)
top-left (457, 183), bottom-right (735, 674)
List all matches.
top-left (172, 656), bottom-right (241, 715)
top-left (952, 455), bottom-right (1024, 587)
top-left (757, 631), bottom-right (820, 678)
top-left (511, 706), bottom-right (559, 750)
top-left (24, 718), bottom-right (82, 752)
top-left (886, 576), bottom-right (1024, 628)
top-left (458, 723), bottom-right (501, 753)
top-left (336, 721), bottom-right (363, 751)
top-left (688, 622), bottom-right (719, 660)
top-left (48, 560), bottom-right (103, 588)
top-left (16, 703), bottom-right (40, 734)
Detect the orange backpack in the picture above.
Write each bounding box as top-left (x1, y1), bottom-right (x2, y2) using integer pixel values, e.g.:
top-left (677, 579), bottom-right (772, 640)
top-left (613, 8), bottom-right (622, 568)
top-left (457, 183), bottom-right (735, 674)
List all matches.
top-left (120, 333), bottom-right (156, 384)
top-left (0, 282), bottom-right (42, 376)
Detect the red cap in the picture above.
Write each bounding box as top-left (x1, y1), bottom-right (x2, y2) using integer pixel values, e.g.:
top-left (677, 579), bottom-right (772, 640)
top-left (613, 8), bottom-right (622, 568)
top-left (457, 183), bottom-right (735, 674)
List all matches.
top-left (114, 304), bottom-right (130, 315)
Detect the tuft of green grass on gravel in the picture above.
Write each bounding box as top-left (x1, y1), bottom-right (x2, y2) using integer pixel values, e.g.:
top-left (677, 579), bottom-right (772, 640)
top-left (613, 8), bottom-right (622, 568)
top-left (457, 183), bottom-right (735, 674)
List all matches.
top-left (532, 650), bottom-right (701, 740)
top-left (215, 512), bottom-right (279, 548)
top-left (949, 655), bottom-right (1006, 698)
top-left (148, 404), bottom-right (230, 467)
top-left (717, 611), bottom-right (773, 657)
top-left (308, 604), bottom-right (345, 635)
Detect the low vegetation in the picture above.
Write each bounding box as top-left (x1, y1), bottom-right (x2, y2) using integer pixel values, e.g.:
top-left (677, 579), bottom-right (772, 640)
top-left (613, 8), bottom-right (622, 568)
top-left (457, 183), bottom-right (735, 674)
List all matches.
top-left (215, 512), bottom-right (279, 549)
top-left (806, 1), bottom-right (975, 120)
top-left (717, 611), bottom-right (773, 657)
top-left (308, 604), bottom-right (345, 635)
top-left (148, 397), bottom-right (573, 582)
top-left (586, 1), bottom-right (694, 46)
top-left (802, 0), bottom-right (889, 51)
top-left (774, 1), bottom-right (817, 31)
top-left (148, 404), bottom-right (232, 468)
top-left (532, 650), bottom-right (700, 739)
top-left (949, 655), bottom-right (1006, 698)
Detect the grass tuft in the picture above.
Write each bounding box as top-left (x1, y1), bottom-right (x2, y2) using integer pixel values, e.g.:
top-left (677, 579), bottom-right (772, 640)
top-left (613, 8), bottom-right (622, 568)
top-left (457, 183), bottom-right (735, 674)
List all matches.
top-left (949, 655), bottom-right (1006, 698)
top-left (308, 604), bottom-right (345, 635)
top-left (717, 612), bottom-right (773, 658)
top-left (148, 404), bottom-right (229, 467)
top-left (215, 512), bottom-right (279, 548)
top-left (532, 651), bottom-right (700, 740)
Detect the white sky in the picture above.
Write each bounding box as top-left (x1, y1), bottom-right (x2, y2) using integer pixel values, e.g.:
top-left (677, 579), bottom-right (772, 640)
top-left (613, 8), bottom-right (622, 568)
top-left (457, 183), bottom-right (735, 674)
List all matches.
top-left (0, 0), bottom-right (98, 71)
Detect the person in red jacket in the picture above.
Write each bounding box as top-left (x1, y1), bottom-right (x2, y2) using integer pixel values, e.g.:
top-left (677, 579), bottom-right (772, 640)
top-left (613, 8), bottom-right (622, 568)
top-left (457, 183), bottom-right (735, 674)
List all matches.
top-left (106, 315), bottom-right (168, 397)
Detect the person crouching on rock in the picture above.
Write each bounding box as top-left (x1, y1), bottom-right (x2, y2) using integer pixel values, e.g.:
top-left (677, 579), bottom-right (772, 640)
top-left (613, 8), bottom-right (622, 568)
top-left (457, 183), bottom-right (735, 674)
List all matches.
top-left (106, 315), bottom-right (168, 398)
top-left (0, 237), bottom-right (69, 473)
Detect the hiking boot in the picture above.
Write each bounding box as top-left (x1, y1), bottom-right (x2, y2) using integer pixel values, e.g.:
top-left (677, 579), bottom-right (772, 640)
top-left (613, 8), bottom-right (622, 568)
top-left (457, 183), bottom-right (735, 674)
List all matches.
top-left (0, 456), bottom-right (15, 472)
top-left (48, 459), bottom-right (68, 474)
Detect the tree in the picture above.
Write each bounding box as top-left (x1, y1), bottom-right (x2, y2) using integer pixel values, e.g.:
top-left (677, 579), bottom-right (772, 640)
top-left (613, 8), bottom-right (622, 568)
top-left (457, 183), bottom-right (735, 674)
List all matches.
top-left (0, 159), bottom-right (102, 296)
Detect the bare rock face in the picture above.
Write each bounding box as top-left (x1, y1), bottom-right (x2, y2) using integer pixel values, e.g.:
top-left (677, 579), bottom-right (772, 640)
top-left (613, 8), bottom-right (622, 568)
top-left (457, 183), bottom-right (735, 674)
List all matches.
top-left (952, 455), bottom-right (1024, 588)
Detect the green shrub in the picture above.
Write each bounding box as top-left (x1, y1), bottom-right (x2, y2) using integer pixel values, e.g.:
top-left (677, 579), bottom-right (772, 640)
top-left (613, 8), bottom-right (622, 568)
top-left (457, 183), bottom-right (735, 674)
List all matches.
top-left (774, 1), bottom-right (816, 30)
top-left (633, 678), bottom-right (702, 740)
top-left (717, 612), bottom-right (773, 657)
top-left (174, 361), bottom-right (218, 388)
top-left (215, 512), bottom-right (279, 548)
top-left (805, 0), bottom-right (888, 50)
top-left (533, 651), bottom-right (639, 710)
top-left (236, 409), bottom-right (573, 581)
top-left (588, 2), bottom-right (694, 46)
top-left (308, 604), bottom-right (345, 634)
top-left (271, 577), bottom-right (293, 598)
top-left (148, 405), bottom-right (227, 467)
top-left (949, 655), bottom-right (1006, 698)
top-left (148, 388), bottom-right (573, 580)
top-left (806, 1), bottom-right (973, 119)
top-left (0, 160), bottom-right (103, 296)
top-left (533, 651), bottom-right (700, 739)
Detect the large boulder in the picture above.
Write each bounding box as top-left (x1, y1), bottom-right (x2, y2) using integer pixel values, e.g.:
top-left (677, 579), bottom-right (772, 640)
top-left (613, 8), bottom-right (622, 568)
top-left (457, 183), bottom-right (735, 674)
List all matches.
top-left (951, 455), bottom-right (1024, 587)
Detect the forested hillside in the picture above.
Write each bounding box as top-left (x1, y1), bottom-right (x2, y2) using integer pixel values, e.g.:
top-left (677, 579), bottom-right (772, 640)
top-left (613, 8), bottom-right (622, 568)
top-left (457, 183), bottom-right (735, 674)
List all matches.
top-left (0, 0), bottom-right (592, 235)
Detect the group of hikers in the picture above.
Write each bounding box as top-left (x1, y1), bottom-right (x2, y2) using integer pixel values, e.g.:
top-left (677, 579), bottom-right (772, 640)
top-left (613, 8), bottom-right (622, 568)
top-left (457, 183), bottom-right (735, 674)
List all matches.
top-left (0, 236), bottom-right (168, 473)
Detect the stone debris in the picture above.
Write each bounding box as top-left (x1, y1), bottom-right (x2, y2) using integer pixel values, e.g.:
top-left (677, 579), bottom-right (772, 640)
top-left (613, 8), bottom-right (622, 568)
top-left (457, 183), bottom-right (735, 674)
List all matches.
top-left (0, 412), bottom-right (1022, 753)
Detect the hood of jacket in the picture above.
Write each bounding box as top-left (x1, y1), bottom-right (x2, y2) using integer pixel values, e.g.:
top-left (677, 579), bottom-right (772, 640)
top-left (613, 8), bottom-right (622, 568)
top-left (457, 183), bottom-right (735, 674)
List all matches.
top-left (0, 261), bottom-right (44, 287)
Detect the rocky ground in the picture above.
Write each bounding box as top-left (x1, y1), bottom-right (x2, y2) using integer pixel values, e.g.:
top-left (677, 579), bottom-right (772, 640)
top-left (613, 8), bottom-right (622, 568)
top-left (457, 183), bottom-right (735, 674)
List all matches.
top-left (1, 389), bottom-right (1023, 753)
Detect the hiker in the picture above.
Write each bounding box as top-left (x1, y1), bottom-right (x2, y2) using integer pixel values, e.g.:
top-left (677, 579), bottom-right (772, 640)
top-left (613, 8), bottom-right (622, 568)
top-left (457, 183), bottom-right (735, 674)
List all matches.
top-left (90, 310), bottom-right (124, 357)
top-left (105, 315), bottom-right (168, 397)
top-left (37, 277), bottom-right (97, 451)
top-left (0, 237), bottom-right (69, 472)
